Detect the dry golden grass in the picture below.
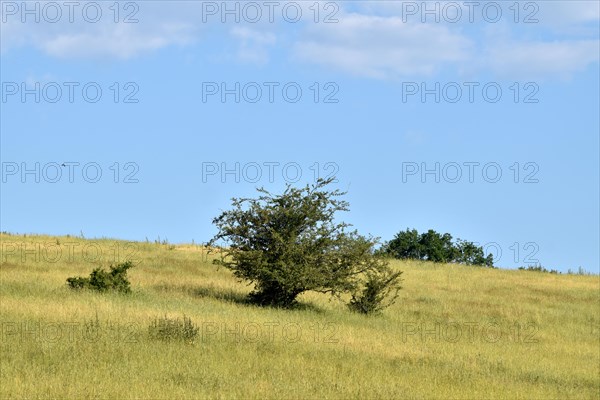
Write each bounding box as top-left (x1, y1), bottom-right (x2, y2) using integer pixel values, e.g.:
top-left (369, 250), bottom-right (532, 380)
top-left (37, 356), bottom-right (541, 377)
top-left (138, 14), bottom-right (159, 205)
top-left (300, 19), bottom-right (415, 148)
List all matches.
top-left (1, 232), bottom-right (598, 399)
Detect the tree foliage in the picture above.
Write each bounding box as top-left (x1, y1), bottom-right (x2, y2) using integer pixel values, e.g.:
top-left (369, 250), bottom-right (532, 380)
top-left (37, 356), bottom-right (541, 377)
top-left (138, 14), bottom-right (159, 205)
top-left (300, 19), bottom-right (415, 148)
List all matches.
top-left (66, 261), bottom-right (134, 293)
top-left (209, 178), bottom-right (402, 311)
top-left (382, 228), bottom-right (493, 267)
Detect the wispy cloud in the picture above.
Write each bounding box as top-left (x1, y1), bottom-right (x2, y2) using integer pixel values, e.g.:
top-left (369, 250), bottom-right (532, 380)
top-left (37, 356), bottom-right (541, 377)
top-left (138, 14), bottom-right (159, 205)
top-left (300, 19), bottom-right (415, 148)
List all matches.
top-left (2, 1), bottom-right (598, 80)
top-left (230, 27), bottom-right (276, 65)
top-left (1, 3), bottom-right (197, 59)
top-left (293, 13), bottom-right (473, 79)
top-left (39, 23), bottom-right (194, 59)
top-left (483, 39), bottom-right (599, 80)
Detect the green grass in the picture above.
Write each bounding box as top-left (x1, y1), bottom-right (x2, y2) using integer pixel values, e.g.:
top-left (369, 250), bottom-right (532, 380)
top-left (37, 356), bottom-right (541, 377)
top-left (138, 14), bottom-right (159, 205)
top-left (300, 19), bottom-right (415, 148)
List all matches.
top-left (1, 232), bottom-right (598, 399)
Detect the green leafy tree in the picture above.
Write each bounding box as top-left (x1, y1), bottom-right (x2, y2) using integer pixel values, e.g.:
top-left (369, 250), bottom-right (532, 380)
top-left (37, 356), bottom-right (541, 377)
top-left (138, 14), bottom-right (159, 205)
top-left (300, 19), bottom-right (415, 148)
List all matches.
top-left (419, 230), bottom-right (457, 263)
top-left (383, 228), bottom-right (422, 259)
top-left (455, 239), bottom-right (493, 266)
top-left (383, 229), bottom-right (494, 267)
top-left (208, 178), bottom-right (402, 311)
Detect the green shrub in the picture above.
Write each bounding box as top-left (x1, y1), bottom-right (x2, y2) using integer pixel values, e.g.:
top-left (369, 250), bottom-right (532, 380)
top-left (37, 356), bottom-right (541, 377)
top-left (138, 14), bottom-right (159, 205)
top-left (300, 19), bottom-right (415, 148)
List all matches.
top-left (66, 261), bottom-right (134, 293)
top-left (519, 264), bottom-right (560, 274)
top-left (566, 266), bottom-right (596, 275)
top-left (148, 315), bottom-right (199, 343)
top-left (348, 268), bottom-right (403, 315)
top-left (66, 276), bottom-right (89, 289)
top-left (209, 178), bottom-right (403, 311)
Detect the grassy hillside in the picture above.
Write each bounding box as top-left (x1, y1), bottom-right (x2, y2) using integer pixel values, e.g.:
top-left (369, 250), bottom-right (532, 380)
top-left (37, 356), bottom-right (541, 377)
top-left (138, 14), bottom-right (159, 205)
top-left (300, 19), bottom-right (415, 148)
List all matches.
top-left (1, 232), bottom-right (598, 399)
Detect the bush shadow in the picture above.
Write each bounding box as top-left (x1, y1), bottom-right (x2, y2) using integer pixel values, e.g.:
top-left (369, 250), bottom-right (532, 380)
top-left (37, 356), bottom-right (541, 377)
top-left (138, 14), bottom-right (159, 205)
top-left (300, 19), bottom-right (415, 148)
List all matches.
top-left (193, 285), bottom-right (325, 313)
top-left (192, 285), bottom-right (250, 305)
top-left (153, 283), bottom-right (325, 313)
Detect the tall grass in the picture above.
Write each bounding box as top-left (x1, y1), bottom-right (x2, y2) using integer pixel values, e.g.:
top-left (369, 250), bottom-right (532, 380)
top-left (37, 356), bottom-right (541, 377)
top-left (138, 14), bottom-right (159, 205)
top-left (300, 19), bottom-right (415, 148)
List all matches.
top-left (1, 232), bottom-right (598, 399)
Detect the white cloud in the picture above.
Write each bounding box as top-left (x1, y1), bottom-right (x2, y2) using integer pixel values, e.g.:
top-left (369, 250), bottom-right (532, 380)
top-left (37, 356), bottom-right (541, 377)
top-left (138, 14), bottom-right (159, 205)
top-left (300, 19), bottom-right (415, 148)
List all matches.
top-left (483, 39), bottom-right (599, 80)
top-left (38, 23), bottom-right (193, 59)
top-left (293, 13), bottom-right (473, 79)
top-left (1, 1), bottom-right (598, 81)
top-left (230, 27), bottom-right (276, 65)
top-left (537, 1), bottom-right (600, 26)
top-left (292, 4), bottom-right (599, 81)
top-left (1, 2), bottom-right (198, 59)
top-left (341, 0), bottom-right (599, 28)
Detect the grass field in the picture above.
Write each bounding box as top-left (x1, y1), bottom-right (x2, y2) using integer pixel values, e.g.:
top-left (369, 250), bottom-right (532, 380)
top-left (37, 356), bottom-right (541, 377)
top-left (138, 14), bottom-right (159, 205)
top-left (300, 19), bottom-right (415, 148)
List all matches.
top-left (1, 232), bottom-right (598, 399)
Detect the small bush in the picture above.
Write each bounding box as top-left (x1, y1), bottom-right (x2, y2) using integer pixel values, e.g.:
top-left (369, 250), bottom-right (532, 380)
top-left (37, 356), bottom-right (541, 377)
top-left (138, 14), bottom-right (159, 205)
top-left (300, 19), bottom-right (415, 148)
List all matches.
top-left (148, 315), bottom-right (199, 343)
top-left (66, 261), bottom-right (134, 293)
top-left (566, 266), bottom-right (595, 275)
top-left (348, 268), bottom-right (403, 315)
top-left (518, 264), bottom-right (560, 274)
top-left (82, 313), bottom-right (104, 339)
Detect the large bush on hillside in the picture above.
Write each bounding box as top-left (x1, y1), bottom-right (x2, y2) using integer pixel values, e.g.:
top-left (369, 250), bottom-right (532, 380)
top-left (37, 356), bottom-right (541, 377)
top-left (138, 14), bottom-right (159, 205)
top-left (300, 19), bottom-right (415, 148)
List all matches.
top-left (66, 261), bottom-right (134, 293)
top-left (383, 229), bottom-right (493, 267)
top-left (208, 178), bottom-right (402, 312)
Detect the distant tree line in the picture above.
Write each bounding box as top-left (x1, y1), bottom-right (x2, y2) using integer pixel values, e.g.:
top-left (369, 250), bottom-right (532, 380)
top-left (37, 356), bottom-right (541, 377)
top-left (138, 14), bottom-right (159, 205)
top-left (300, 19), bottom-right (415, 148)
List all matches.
top-left (380, 228), bottom-right (494, 267)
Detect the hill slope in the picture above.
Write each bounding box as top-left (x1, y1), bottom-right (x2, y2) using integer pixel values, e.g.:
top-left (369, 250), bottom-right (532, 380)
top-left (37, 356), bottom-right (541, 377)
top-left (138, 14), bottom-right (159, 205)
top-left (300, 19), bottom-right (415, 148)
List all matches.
top-left (1, 233), bottom-right (598, 399)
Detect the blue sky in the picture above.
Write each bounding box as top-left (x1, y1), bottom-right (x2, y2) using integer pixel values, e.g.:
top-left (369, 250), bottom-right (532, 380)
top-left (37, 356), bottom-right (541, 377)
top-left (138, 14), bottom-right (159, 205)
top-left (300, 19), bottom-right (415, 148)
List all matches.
top-left (1, 0), bottom-right (599, 272)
